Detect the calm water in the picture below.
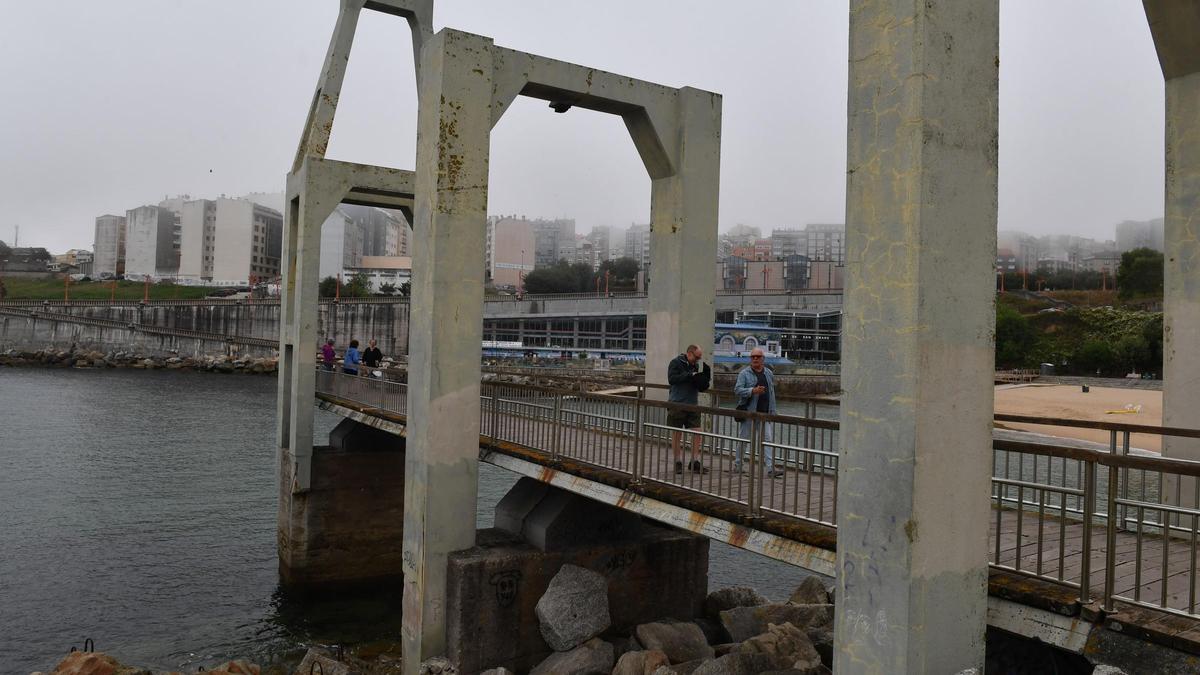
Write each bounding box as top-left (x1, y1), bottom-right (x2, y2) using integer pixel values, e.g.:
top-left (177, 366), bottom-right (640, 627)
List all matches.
top-left (0, 369), bottom-right (814, 673)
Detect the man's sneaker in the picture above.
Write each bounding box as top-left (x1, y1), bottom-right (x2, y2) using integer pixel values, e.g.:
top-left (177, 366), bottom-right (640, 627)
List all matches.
top-left (768, 469), bottom-right (785, 479)
top-left (674, 461), bottom-right (684, 475)
top-left (729, 464), bottom-right (744, 474)
top-left (690, 460), bottom-right (710, 475)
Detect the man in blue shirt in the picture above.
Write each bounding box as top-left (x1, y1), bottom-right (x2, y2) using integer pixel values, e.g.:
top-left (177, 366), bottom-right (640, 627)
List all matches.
top-left (733, 347), bottom-right (783, 477)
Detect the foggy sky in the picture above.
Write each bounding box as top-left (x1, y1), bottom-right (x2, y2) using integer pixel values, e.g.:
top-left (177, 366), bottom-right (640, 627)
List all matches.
top-left (0, 1), bottom-right (1166, 251)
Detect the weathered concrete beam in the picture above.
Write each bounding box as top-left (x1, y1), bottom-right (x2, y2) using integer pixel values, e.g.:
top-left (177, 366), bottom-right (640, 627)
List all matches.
top-left (645, 88), bottom-right (722, 388)
top-left (1144, 3), bottom-right (1200, 474)
top-left (278, 157), bottom-right (415, 491)
top-left (401, 28), bottom-right (493, 674)
top-left (836, 0), bottom-right (998, 672)
top-left (291, 0), bottom-right (434, 173)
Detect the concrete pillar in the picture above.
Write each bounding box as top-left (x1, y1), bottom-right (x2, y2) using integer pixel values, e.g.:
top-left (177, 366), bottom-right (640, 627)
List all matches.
top-left (645, 88), bottom-right (722, 386)
top-left (279, 172), bottom-right (344, 491)
top-left (401, 29), bottom-right (493, 672)
top-left (835, 1), bottom-right (998, 673)
top-left (1144, 4), bottom-right (1200, 469)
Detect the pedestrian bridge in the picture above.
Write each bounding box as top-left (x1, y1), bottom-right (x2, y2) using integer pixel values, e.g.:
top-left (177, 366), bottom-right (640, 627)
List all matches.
top-left (315, 370), bottom-right (1200, 659)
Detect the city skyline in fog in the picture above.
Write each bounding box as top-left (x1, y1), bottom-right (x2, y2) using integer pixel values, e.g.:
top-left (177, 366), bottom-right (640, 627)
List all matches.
top-left (1, 1), bottom-right (1168, 251)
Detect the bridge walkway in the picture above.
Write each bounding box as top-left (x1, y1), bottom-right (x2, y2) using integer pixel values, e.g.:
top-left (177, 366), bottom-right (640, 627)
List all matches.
top-left (315, 371), bottom-right (1200, 657)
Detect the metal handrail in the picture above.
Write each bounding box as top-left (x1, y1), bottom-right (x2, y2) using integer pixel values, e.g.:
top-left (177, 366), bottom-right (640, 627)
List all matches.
top-left (315, 369), bottom-right (1200, 620)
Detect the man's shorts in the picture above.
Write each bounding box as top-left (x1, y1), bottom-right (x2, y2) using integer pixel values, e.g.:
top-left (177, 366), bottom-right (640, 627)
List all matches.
top-left (667, 409), bottom-right (701, 429)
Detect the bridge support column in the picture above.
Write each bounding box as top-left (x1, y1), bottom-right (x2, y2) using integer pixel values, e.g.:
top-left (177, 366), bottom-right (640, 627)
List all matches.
top-left (836, 1), bottom-right (997, 673)
top-left (1145, 5), bottom-right (1200, 479)
top-left (645, 88), bottom-right (721, 385)
top-left (401, 29), bottom-right (493, 672)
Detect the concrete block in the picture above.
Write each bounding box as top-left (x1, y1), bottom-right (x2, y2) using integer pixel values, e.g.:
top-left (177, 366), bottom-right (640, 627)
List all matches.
top-left (277, 428), bottom-right (406, 585)
top-left (522, 488), bottom-right (643, 552)
top-left (494, 477), bottom-right (550, 536)
top-left (328, 417), bottom-right (405, 452)
top-left (445, 526), bottom-right (708, 674)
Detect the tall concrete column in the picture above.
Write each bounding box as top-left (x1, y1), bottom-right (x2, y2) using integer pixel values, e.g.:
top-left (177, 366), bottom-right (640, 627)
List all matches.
top-left (835, 1), bottom-right (998, 673)
top-left (1144, 4), bottom-right (1200, 468)
top-left (646, 88), bottom-right (721, 385)
top-left (401, 29), bottom-right (493, 672)
top-left (279, 174), bottom-right (344, 490)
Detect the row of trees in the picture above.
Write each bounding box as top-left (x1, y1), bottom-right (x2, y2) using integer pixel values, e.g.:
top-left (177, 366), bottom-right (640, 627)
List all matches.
top-left (996, 248), bottom-right (1164, 298)
top-left (318, 274), bottom-right (409, 298)
top-left (520, 257), bottom-right (640, 295)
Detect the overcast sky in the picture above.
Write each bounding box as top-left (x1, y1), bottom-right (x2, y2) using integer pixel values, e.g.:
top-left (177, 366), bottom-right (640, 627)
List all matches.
top-left (0, 1), bottom-right (1166, 252)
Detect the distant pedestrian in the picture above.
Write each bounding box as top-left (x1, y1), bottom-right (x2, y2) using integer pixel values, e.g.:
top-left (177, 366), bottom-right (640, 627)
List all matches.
top-left (667, 344), bottom-right (711, 475)
top-left (363, 338), bottom-right (383, 369)
top-left (733, 347), bottom-right (783, 478)
top-left (343, 339), bottom-right (361, 375)
top-left (321, 339), bottom-right (336, 371)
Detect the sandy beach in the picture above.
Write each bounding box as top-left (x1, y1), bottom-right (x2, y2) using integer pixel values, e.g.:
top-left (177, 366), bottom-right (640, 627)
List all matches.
top-left (994, 384), bottom-right (1163, 452)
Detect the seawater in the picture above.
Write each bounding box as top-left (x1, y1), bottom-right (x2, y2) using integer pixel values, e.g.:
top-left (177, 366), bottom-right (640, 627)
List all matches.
top-left (0, 368), bottom-right (815, 672)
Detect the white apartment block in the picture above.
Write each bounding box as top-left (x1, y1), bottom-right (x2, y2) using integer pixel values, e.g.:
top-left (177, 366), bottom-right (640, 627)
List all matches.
top-left (178, 198), bottom-right (282, 285)
top-left (92, 214), bottom-right (126, 277)
top-left (124, 205), bottom-right (178, 279)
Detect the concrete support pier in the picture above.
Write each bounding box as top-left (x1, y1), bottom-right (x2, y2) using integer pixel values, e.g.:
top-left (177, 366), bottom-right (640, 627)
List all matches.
top-left (835, 1), bottom-right (998, 672)
top-left (401, 29), bottom-right (493, 671)
top-left (278, 419), bottom-right (406, 584)
top-left (1145, 4), bottom-right (1200, 470)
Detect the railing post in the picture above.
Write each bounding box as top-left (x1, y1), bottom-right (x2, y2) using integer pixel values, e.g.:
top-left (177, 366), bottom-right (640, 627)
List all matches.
top-left (1080, 459), bottom-right (1096, 604)
top-left (745, 413), bottom-right (756, 518)
top-left (1104, 460), bottom-right (1119, 612)
top-left (631, 398), bottom-right (644, 485)
top-left (551, 392), bottom-right (563, 460)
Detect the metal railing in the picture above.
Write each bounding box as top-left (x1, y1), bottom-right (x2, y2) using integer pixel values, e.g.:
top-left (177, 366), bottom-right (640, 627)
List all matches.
top-left (315, 370), bottom-right (1200, 620)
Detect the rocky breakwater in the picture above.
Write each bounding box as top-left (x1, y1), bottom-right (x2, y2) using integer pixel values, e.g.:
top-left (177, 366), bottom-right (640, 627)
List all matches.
top-left (413, 566), bottom-right (836, 675)
top-left (1, 348), bottom-right (278, 375)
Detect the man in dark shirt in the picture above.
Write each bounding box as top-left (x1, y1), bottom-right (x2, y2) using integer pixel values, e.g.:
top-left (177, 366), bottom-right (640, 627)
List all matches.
top-left (363, 339), bottom-right (384, 370)
top-left (667, 344), bottom-right (712, 475)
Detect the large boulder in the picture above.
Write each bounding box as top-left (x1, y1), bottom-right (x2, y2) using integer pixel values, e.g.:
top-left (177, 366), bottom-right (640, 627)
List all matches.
top-left (295, 649), bottom-right (350, 675)
top-left (736, 622), bottom-right (822, 672)
top-left (719, 604), bottom-right (833, 643)
top-left (612, 649), bottom-right (671, 675)
top-left (650, 660), bottom-right (708, 675)
top-left (786, 577), bottom-right (831, 606)
top-left (690, 653), bottom-right (776, 675)
top-left (704, 587), bottom-right (768, 621)
top-left (50, 652), bottom-right (131, 675)
top-left (529, 638), bottom-right (614, 675)
top-left (535, 564), bottom-right (612, 651)
top-left (417, 657), bottom-right (458, 674)
top-left (635, 621), bottom-right (714, 664)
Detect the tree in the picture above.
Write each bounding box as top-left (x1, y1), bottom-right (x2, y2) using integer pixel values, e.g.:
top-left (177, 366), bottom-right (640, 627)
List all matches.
top-left (342, 272), bottom-right (372, 298)
top-left (319, 276), bottom-right (338, 298)
top-left (1074, 340), bottom-right (1118, 375)
top-left (1116, 247), bottom-right (1164, 299)
top-left (1114, 335), bottom-right (1150, 374)
top-left (399, 281), bottom-right (411, 297)
top-left (378, 282), bottom-right (397, 296)
top-left (522, 260), bottom-right (595, 294)
top-left (995, 304), bottom-right (1035, 368)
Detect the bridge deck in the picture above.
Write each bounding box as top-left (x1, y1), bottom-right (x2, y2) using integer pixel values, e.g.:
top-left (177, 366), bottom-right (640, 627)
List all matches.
top-left (314, 378), bottom-right (1200, 658)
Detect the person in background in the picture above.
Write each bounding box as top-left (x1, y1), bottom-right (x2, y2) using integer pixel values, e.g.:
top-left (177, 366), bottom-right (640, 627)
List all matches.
top-left (363, 338), bottom-right (383, 370)
top-left (321, 339), bottom-right (336, 371)
top-left (667, 344), bottom-right (712, 475)
top-left (733, 347), bottom-right (783, 478)
top-left (343, 339), bottom-right (361, 375)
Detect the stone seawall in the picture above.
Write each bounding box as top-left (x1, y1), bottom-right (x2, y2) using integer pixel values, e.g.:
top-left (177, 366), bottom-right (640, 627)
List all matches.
top-left (0, 300), bottom-right (410, 361)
